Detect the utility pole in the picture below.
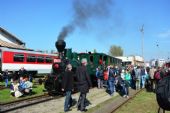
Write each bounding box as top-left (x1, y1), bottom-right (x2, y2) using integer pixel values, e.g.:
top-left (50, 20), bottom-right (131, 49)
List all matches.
top-left (140, 24), bottom-right (144, 63)
top-left (156, 42), bottom-right (159, 67)
top-left (167, 51), bottom-right (170, 62)
top-left (156, 42), bottom-right (159, 59)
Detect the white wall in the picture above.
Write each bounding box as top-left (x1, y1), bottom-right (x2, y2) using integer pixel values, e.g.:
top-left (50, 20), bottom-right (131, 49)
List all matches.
top-left (0, 31), bottom-right (21, 45)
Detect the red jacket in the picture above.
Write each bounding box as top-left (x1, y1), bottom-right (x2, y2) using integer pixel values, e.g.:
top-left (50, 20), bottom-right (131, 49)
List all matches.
top-left (103, 70), bottom-right (108, 80)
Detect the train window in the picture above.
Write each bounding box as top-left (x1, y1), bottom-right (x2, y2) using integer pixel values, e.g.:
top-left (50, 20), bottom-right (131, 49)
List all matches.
top-left (90, 55), bottom-right (93, 63)
top-left (14, 54), bottom-right (24, 62)
top-left (103, 56), bottom-right (107, 61)
top-left (27, 55), bottom-right (36, 62)
top-left (45, 57), bottom-right (52, 63)
top-left (37, 56), bottom-right (44, 63)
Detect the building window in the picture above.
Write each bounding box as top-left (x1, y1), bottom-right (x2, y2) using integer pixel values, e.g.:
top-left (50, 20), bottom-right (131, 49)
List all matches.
top-left (37, 56), bottom-right (44, 63)
top-left (27, 55), bottom-right (36, 62)
top-left (14, 54), bottom-right (24, 62)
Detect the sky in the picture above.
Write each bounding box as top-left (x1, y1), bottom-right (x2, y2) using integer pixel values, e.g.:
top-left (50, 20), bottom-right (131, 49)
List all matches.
top-left (0, 0), bottom-right (170, 61)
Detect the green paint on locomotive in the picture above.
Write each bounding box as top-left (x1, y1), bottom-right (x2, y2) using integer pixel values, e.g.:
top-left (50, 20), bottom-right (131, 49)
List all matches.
top-left (64, 49), bottom-right (122, 75)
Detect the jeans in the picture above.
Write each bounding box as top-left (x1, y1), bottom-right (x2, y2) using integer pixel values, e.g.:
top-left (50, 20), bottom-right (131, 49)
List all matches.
top-left (120, 83), bottom-right (126, 95)
top-left (125, 87), bottom-right (129, 96)
top-left (5, 79), bottom-right (8, 87)
top-left (141, 75), bottom-right (146, 88)
top-left (97, 78), bottom-right (103, 88)
top-left (136, 79), bottom-right (141, 90)
top-left (108, 77), bottom-right (115, 95)
top-left (64, 91), bottom-right (72, 111)
top-left (124, 86), bottom-right (129, 96)
top-left (124, 80), bottom-right (130, 95)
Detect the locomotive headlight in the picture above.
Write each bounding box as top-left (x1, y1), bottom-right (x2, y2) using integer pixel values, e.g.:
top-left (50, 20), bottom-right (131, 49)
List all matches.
top-left (54, 64), bottom-right (59, 69)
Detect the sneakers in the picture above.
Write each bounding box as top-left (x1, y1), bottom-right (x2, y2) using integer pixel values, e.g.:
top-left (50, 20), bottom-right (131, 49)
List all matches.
top-left (77, 108), bottom-right (88, 112)
top-left (123, 95), bottom-right (129, 98)
top-left (81, 109), bottom-right (88, 112)
top-left (123, 95), bottom-right (126, 98)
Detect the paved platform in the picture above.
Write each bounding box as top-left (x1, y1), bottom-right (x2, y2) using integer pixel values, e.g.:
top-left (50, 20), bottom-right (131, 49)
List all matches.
top-left (6, 88), bottom-right (139, 113)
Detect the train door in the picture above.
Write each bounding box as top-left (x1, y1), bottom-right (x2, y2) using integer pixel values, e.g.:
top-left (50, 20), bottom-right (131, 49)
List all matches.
top-left (99, 55), bottom-right (103, 65)
top-left (89, 55), bottom-right (94, 64)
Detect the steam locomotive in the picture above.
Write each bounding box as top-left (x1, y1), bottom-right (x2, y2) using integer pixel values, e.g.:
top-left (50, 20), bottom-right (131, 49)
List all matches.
top-left (44, 40), bottom-right (122, 95)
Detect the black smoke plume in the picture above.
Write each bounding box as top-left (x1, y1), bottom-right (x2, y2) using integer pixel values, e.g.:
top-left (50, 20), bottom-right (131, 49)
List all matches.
top-left (57, 0), bottom-right (113, 40)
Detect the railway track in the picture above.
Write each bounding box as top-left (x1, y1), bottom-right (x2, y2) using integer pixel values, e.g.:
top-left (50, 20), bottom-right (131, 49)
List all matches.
top-left (0, 94), bottom-right (61, 113)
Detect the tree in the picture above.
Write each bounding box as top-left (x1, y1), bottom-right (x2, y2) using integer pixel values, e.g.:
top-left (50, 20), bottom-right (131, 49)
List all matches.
top-left (108, 45), bottom-right (123, 56)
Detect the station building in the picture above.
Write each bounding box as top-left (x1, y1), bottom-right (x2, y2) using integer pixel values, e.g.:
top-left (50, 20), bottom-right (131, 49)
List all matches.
top-left (150, 58), bottom-right (166, 67)
top-left (0, 27), bottom-right (27, 50)
top-left (116, 56), bottom-right (144, 66)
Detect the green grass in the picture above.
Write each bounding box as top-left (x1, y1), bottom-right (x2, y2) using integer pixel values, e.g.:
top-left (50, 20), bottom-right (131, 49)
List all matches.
top-left (113, 90), bottom-right (170, 113)
top-left (0, 84), bottom-right (45, 103)
top-left (0, 81), bottom-right (11, 86)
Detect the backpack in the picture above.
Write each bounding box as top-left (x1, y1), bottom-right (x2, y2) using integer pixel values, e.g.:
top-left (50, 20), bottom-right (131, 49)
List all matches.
top-left (154, 71), bottom-right (161, 80)
top-left (156, 76), bottom-right (170, 111)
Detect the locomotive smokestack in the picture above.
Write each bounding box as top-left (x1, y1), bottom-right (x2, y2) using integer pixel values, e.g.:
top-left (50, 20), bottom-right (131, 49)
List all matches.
top-left (55, 40), bottom-right (66, 53)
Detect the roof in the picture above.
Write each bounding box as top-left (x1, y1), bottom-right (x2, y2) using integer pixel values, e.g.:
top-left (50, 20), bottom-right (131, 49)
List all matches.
top-left (0, 47), bottom-right (57, 56)
top-left (0, 27), bottom-right (25, 45)
top-left (0, 39), bottom-right (27, 50)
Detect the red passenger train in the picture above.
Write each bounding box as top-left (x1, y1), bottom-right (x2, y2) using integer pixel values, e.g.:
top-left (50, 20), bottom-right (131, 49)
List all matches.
top-left (0, 47), bottom-right (58, 74)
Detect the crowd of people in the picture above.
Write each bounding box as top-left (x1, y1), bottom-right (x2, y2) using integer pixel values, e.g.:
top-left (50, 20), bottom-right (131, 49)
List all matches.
top-left (1, 67), bottom-right (33, 98)
top-left (96, 65), bottom-right (132, 98)
top-left (95, 64), bottom-right (170, 98)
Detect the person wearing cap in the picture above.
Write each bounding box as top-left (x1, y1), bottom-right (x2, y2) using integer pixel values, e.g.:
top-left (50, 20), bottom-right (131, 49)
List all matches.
top-left (62, 64), bottom-right (74, 112)
top-left (76, 58), bottom-right (92, 112)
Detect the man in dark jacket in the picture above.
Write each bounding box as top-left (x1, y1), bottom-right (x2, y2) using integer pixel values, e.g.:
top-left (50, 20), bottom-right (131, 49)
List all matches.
top-left (62, 64), bottom-right (74, 112)
top-left (18, 67), bottom-right (27, 78)
top-left (76, 58), bottom-right (92, 112)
